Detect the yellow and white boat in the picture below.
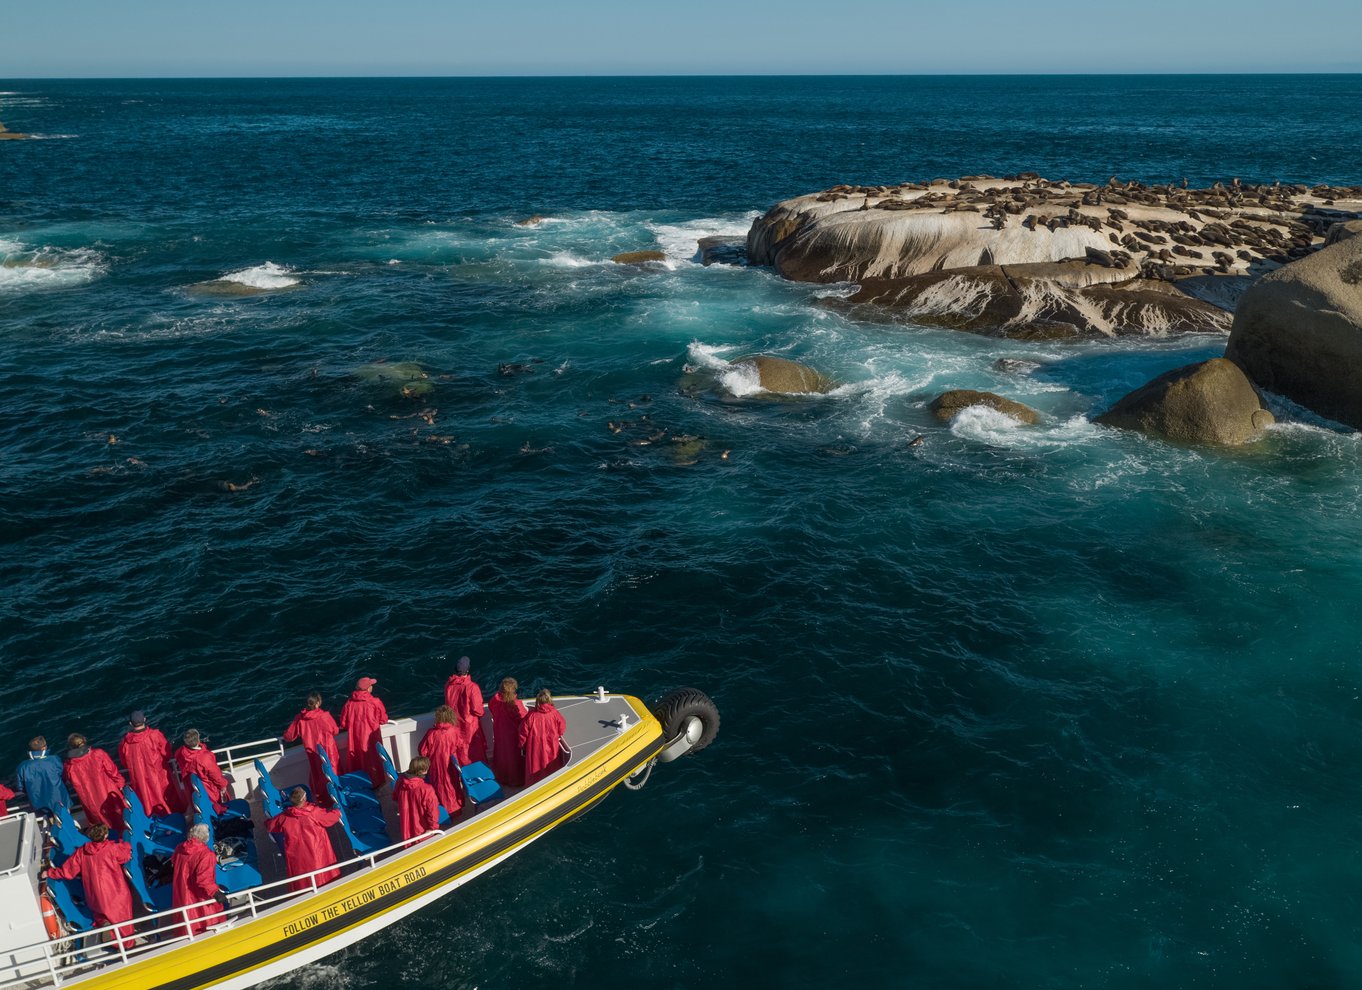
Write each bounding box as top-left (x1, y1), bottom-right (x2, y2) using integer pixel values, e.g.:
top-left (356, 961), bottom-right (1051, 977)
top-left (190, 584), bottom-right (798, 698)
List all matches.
top-left (0, 688), bottom-right (719, 990)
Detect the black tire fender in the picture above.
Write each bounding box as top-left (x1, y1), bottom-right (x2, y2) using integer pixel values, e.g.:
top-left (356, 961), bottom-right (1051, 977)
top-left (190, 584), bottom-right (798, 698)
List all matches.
top-left (651, 688), bottom-right (719, 757)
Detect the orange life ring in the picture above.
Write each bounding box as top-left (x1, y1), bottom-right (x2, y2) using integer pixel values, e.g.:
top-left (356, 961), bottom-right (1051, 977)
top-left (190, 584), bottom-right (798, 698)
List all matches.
top-left (40, 893), bottom-right (61, 939)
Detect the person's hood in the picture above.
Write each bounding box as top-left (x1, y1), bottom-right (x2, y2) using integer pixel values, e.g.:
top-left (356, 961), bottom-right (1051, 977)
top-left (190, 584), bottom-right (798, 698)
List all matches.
top-left (429, 721), bottom-right (456, 733)
top-left (66, 745), bottom-right (90, 760)
top-left (298, 708), bottom-right (331, 722)
top-left (122, 729), bottom-right (152, 745)
top-left (348, 690), bottom-right (378, 703)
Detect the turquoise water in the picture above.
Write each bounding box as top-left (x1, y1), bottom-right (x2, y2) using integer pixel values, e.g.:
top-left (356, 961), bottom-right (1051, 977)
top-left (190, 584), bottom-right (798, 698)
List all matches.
top-left (3, 76), bottom-right (1362, 989)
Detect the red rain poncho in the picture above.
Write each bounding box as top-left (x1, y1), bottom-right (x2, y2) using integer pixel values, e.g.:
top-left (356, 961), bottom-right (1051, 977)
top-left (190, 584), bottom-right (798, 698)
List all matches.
top-left (63, 747), bottom-right (127, 831)
top-left (392, 775), bottom-right (439, 844)
top-left (443, 674), bottom-right (487, 765)
top-left (119, 727), bottom-right (185, 816)
top-left (267, 803), bottom-right (342, 893)
top-left (339, 691), bottom-right (389, 788)
top-left (417, 722), bottom-right (464, 816)
top-left (488, 696), bottom-right (527, 787)
top-left (283, 707), bottom-right (341, 807)
top-left (175, 745), bottom-right (230, 814)
top-left (0, 782), bottom-right (12, 816)
top-left (519, 702), bottom-right (567, 785)
top-left (47, 838), bottom-right (136, 945)
top-left (170, 838), bottom-right (224, 936)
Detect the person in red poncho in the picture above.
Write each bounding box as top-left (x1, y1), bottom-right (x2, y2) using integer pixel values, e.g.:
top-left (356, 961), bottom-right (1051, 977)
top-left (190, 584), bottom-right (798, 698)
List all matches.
top-left (174, 730), bottom-right (231, 815)
top-left (171, 823), bottom-right (226, 937)
top-left (118, 710), bottom-right (185, 816)
top-left (339, 677), bottom-right (389, 789)
top-left (0, 781), bottom-right (12, 817)
top-left (46, 823), bottom-right (138, 947)
top-left (267, 788), bottom-right (342, 893)
top-left (63, 734), bottom-right (127, 832)
top-left (443, 656), bottom-right (487, 765)
top-left (488, 677), bottom-right (527, 787)
top-left (282, 693), bottom-right (341, 808)
top-left (417, 706), bottom-right (464, 818)
top-left (392, 756), bottom-right (439, 845)
top-left (520, 689), bottom-right (567, 785)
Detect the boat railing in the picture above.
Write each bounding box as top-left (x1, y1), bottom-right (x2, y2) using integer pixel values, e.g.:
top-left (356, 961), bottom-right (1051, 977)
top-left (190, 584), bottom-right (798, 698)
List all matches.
top-left (1, 829), bottom-right (443, 990)
top-left (212, 735), bottom-right (285, 774)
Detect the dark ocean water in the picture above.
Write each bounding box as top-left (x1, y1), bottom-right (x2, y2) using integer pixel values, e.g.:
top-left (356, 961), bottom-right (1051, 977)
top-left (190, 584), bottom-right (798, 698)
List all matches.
top-left (3, 76), bottom-right (1362, 989)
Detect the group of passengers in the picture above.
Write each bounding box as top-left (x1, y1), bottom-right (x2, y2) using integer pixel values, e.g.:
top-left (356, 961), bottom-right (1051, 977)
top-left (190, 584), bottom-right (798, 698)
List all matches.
top-left (6, 658), bottom-right (567, 947)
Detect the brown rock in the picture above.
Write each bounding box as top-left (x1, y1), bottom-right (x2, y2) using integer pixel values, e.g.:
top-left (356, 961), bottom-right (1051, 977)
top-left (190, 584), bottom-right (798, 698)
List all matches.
top-left (929, 390), bottom-right (1039, 424)
top-left (612, 250), bottom-right (667, 265)
top-left (1095, 358), bottom-right (1274, 444)
top-left (736, 355), bottom-right (834, 394)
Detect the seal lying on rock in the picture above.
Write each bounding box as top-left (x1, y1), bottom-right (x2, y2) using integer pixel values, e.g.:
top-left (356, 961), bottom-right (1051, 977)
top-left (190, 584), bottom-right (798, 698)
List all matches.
top-left (929, 390), bottom-right (1039, 424)
top-left (1095, 358), bottom-right (1273, 445)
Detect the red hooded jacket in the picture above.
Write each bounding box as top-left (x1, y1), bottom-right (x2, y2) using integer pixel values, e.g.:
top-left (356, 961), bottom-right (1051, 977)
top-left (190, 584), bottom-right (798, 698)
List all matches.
top-left (393, 774), bottom-right (439, 844)
top-left (63, 747), bottom-right (127, 831)
top-left (119, 727), bottom-right (185, 816)
top-left (47, 838), bottom-right (136, 945)
top-left (0, 783), bottom-right (12, 817)
top-left (443, 674), bottom-right (487, 764)
top-left (519, 702), bottom-right (567, 785)
top-left (488, 696), bottom-right (527, 787)
top-left (283, 707), bottom-right (341, 807)
top-left (339, 691), bottom-right (389, 788)
top-left (267, 803), bottom-right (342, 892)
top-left (175, 745), bottom-right (230, 814)
top-left (171, 837), bottom-right (224, 936)
top-left (417, 722), bottom-right (464, 816)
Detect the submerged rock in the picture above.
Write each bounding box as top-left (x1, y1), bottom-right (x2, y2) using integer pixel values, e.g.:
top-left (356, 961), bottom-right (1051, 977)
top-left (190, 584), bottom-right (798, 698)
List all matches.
top-left (1095, 358), bottom-right (1273, 445)
top-left (354, 361), bottom-right (434, 398)
top-left (1226, 230), bottom-right (1362, 429)
top-left (697, 236), bottom-right (747, 267)
top-left (929, 390), bottom-right (1038, 424)
top-left (736, 355), bottom-right (834, 394)
top-left (516, 215), bottom-right (546, 227)
top-left (612, 250), bottom-right (667, 265)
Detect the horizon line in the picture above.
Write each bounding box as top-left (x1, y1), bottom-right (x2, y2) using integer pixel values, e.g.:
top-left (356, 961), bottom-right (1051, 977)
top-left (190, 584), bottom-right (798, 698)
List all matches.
top-left (3, 70), bottom-right (1361, 82)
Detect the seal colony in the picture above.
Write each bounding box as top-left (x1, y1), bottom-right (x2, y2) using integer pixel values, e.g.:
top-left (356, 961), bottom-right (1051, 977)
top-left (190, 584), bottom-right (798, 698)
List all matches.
top-left (746, 175), bottom-right (1362, 339)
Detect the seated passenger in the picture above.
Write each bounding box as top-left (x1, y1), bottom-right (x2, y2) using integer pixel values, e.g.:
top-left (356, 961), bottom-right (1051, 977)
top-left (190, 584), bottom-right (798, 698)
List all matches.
top-left (46, 823), bottom-right (138, 948)
top-left (174, 730), bottom-right (231, 815)
top-left (171, 823), bottom-right (226, 937)
top-left (520, 689), bottom-right (567, 785)
top-left (339, 677), bottom-right (389, 789)
top-left (15, 736), bottom-right (70, 815)
top-left (443, 656), bottom-right (487, 765)
top-left (267, 788), bottom-right (343, 893)
top-left (119, 710), bottom-right (185, 816)
top-left (417, 706), bottom-right (464, 818)
top-left (392, 756), bottom-right (439, 845)
top-left (63, 734), bottom-right (127, 832)
top-left (488, 678), bottom-right (527, 787)
top-left (283, 693), bottom-right (341, 808)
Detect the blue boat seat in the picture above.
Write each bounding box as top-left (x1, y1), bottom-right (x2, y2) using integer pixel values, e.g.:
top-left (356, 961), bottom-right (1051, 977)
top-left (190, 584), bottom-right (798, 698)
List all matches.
top-left (374, 742), bottom-right (399, 789)
top-left (122, 787), bottom-right (183, 858)
top-left (254, 760), bottom-right (285, 817)
top-left (216, 855), bottom-right (263, 894)
top-left (126, 841), bottom-right (171, 912)
top-left (49, 804), bottom-right (89, 861)
top-left (317, 748), bottom-right (380, 813)
top-left (460, 761), bottom-right (503, 807)
top-left (47, 878), bottom-right (93, 932)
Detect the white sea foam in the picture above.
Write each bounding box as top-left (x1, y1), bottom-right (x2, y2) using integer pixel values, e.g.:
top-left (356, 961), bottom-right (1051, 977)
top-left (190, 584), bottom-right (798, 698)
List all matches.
top-left (0, 238), bottom-right (107, 294)
top-left (220, 262), bottom-right (300, 289)
top-left (647, 213), bottom-right (758, 265)
top-left (684, 341), bottom-right (767, 396)
top-left (539, 252), bottom-right (598, 269)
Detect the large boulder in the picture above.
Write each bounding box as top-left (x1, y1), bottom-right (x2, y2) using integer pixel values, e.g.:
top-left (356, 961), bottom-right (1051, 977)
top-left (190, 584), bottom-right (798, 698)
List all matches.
top-left (1096, 358), bottom-right (1274, 445)
top-left (737, 355), bottom-right (833, 394)
top-left (612, 250), bottom-right (667, 265)
top-left (1225, 231), bottom-right (1362, 428)
top-left (929, 390), bottom-right (1038, 424)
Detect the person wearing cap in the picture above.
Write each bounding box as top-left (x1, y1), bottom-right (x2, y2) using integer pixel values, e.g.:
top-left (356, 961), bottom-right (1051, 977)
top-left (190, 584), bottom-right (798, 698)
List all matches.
top-left (14, 736), bottom-right (69, 816)
top-left (119, 710), bottom-right (185, 817)
top-left (171, 823), bottom-right (227, 937)
top-left (46, 822), bottom-right (139, 948)
top-left (62, 733), bottom-right (127, 831)
top-left (417, 706), bottom-right (464, 818)
top-left (283, 693), bottom-right (342, 808)
top-left (392, 756), bottom-right (440, 845)
top-left (174, 729), bottom-right (231, 815)
top-left (519, 689), bottom-right (568, 785)
top-left (443, 656), bottom-right (487, 766)
top-left (267, 788), bottom-right (342, 893)
top-left (339, 677), bottom-right (389, 789)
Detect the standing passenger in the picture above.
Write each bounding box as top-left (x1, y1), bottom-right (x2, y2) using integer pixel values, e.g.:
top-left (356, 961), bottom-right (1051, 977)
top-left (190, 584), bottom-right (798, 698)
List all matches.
top-left (0, 781), bottom-right (12, 816)
top-left (15, 736), bottom-right (70, 815)
top-left (63, 734), bottom-right (127, 832)
top-left (443, 656), bottom-right (487, 765)
top-left (417, 707), bottom-right (464, 818)
top-left (119, 711), bottom-right (184, 816)
top-left (392, 756), bottom-right (440, 844)
top-left (267, 788), bottom-right (342, 892)
top-left (339, 677), bottom-right (389, 789)
top-left (46, 823), bottom-right (137, 947)
top-left (519, 689), bottom-right (567, 786)
top-left (488, 678), bottom-right (527, 787)
top-left (174, 730), bottom-right (231, 815)
top-left (170, 823), bottom-right (226, 937)
top-left (282, 693), bottom-right (341, 808)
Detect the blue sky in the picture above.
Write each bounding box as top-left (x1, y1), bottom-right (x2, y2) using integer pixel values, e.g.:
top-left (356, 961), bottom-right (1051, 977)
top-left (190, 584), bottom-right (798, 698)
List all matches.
top-left (7, 0), bottom-right (1361, 76)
